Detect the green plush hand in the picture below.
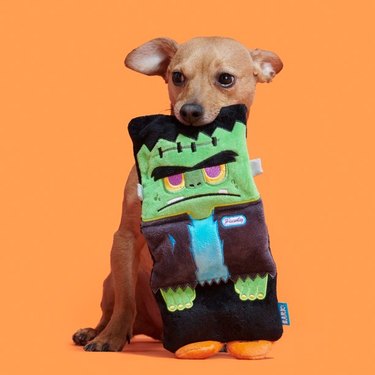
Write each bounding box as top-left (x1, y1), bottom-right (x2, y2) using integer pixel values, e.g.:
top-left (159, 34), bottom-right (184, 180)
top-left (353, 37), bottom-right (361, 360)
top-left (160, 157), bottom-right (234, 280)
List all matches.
top-left (160, 286), bottom-right (196, 312)
top-left (234, 274), bottom-right (268, 301)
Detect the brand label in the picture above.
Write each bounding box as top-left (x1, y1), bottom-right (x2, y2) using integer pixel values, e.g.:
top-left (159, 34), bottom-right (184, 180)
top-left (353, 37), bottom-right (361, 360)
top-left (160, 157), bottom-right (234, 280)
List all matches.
top-left (221, 215), bottom-right (247, 228)
top-left (278, 302), bottom-right (290, 325)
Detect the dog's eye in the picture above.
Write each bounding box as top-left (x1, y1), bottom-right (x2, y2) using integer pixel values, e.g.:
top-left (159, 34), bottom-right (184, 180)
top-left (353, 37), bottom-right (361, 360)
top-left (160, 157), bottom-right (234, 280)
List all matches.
top-left (172, 72), bottom-right (185, 86)
top-left (217, 73), bottom-right (235, 88)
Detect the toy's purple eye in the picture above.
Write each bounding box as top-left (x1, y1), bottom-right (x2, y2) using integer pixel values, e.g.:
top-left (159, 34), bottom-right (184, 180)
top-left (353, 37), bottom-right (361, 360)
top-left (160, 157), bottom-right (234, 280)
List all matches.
top-left (164, 173), bottom-right (185, 191)
top-left (168, 174), bottom-right (183, 186)
top-left (203, 165), bottom-right (226, 184)
top-left (204, 166), bottom-right (221, 178)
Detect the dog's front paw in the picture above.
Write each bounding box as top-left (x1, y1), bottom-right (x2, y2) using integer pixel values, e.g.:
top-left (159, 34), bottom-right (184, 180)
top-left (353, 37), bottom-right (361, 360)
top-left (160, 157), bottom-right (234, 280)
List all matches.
top-left (83, 334), bottom-right (130, 352)
top-left (84, 341), bottom-right (112, 352)
top-left (72, 328), bottom-right (98, 346)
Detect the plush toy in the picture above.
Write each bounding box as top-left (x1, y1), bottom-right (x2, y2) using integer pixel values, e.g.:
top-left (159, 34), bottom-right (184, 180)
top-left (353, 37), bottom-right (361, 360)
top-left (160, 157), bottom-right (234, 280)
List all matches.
top-left (128, 104), bottom-right (283, 358)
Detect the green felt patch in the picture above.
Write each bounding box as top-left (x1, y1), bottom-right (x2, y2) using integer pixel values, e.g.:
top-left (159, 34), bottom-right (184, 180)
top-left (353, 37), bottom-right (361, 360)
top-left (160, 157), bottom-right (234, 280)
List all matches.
top-left (137, 121), bottom-right (259, 221)
top-left (160, 286), bottom-right (196, 312)
top-left (234, 274), bottom-right (269, 301)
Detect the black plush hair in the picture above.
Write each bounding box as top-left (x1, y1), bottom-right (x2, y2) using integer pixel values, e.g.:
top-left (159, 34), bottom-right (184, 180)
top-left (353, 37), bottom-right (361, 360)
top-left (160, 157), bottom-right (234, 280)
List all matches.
top-left (128, 104), bottom-right (247, 156)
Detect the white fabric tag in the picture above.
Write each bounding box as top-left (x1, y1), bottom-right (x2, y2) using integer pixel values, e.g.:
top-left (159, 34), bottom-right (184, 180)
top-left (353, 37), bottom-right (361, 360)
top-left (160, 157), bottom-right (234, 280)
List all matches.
top-left (250, 158), bottom-right (263, 176)
top-left (137, 183), bottom-right (143, 201)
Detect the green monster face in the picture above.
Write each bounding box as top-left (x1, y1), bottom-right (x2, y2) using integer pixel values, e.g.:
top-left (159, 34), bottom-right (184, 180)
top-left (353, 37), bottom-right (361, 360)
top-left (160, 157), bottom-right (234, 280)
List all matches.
top-left (136, 121), bottom-right (259, 221)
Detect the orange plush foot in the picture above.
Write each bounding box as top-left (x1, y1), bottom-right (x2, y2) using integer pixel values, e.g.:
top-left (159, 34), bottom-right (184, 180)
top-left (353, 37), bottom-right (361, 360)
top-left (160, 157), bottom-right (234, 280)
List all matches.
top-left (175, 341), bottom-right (223, 359)
top-left (227, 340), bottom-right (272, 360)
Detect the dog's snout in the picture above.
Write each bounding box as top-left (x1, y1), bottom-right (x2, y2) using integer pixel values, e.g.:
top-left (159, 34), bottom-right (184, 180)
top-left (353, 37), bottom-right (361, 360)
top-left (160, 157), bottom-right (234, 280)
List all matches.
top-left (180, 103), bottom-right (203, 124)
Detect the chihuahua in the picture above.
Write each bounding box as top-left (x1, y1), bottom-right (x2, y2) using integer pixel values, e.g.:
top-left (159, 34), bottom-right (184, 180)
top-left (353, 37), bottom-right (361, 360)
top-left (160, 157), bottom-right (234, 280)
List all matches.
top-left (73, 36), bottom-right (282, 358)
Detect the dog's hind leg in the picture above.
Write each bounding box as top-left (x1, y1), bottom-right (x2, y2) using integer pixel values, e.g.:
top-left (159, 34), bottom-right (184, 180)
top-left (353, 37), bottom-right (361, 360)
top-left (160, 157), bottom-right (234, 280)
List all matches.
top-left (79, 166), bottom-right (149, 352)
top-left (73, 255), bottom-right (163, 348)
top-left (72, 166), bottom-right (162, 351)
top-left (132, 250), bottom-right (162, 340)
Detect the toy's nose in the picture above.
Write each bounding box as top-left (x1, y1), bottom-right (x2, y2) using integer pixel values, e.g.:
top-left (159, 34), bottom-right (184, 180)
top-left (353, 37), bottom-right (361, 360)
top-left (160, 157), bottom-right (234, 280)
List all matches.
top-left (185, 169), bottom-right (204, 189)
top-left (180, 103), bottom-right (204, 124)
top-left (188, 182), bottom-right (202, 188)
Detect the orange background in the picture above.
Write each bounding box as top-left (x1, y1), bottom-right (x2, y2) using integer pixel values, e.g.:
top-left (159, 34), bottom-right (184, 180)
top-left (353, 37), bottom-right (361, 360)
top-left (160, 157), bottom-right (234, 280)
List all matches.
top-left (1, 0), bottom-right (374, 374)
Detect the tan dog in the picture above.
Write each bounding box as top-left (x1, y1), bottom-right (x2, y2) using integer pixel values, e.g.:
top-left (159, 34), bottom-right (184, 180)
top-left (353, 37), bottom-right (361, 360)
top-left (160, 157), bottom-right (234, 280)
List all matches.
top-left (73, 37), bottom-right (282, 358)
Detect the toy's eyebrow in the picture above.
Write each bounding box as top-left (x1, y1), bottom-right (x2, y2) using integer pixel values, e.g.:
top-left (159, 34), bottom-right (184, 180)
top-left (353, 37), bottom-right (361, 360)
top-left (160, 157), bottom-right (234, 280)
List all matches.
top-left (151, 150), bottom-right (238, 181)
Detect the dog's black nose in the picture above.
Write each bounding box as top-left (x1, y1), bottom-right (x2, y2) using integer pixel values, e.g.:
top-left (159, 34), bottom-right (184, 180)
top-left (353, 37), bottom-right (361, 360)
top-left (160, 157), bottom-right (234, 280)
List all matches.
top-left (180, 103), bottom-right (203, 124)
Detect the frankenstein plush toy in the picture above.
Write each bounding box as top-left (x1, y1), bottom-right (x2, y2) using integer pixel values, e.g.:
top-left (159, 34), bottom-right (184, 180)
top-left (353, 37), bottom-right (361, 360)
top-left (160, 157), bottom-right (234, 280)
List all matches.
top-left (128, 105), bottom-right (283, 359)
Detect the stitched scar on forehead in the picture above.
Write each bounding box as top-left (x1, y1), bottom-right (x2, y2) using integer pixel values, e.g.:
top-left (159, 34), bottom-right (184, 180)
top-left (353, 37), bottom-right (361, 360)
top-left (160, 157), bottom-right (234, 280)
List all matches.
top-left (128, 104), bottom-right (247, 155)
top-left (151, 150), bottom-right (238, 180)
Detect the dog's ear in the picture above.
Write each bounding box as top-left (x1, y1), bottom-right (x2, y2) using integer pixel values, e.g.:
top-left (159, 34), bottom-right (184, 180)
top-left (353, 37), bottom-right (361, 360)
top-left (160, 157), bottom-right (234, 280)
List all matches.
top-left (249, 49), bottom-right (283, 83)
top-left (125, 38), bottom-right (178, 80)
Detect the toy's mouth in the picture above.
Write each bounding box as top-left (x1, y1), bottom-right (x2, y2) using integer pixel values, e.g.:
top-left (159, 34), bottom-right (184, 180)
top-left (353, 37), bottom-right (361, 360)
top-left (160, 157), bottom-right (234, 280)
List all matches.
top-left (157, 190), bottom-right (240, 212)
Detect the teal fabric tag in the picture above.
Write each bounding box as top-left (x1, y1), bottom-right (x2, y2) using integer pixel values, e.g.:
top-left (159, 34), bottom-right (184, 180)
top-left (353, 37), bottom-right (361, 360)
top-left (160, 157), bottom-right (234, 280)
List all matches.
top-left (278, 302), bottom-right (290, 325)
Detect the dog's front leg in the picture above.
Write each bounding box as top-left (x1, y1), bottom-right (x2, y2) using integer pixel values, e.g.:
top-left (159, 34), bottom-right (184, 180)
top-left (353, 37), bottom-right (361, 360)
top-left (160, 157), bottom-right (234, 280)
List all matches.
top-left (84, 166), bottom-right (145, 352)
